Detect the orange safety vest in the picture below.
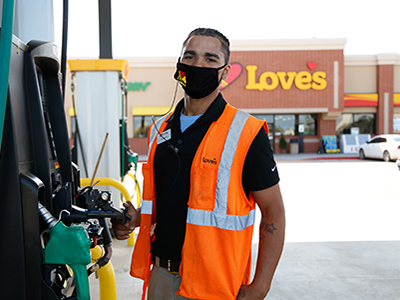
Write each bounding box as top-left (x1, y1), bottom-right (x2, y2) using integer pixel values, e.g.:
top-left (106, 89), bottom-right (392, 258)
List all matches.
top-left (130, 104), bottom-right (268, 300)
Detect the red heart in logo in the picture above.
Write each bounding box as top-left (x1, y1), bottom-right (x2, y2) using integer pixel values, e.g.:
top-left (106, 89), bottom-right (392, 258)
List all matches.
top-left (220, 63), bottom-right (243, 90)
top-left (307, 62), bottom-right (317, 71)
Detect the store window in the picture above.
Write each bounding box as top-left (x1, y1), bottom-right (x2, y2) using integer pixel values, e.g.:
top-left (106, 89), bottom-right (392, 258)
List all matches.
top-left (275, 115), bottom-right (295, 136)
top-left (336, 113), bottom-right (376, 134)
top-left (299, 114), bottom-right (317, 135)
top-left (253, 115), bottom-right (274, 123)
top-left (253, 114), bottom-right (317, 136)
top-left (394, 114), bottom-right (400, 133)
top-left (133, 115), bottom-right (161, 138)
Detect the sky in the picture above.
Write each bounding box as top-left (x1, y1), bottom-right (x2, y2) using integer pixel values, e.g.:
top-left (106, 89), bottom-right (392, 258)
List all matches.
top-left (53, 0), bottom-right (400, 59)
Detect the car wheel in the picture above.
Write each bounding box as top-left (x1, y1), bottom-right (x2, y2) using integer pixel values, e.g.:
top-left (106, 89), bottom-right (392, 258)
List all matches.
top-left (359, 149), bottom-right (365, 159)
top-left (383, 150), bottom-right (390, 162)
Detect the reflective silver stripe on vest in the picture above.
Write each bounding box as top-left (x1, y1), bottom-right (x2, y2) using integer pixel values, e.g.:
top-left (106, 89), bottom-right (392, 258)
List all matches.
top-left (148, 115), bottom-right (169, 155)
top-left (187, 208), bottom-right (256, 231)
top-left (187, 109), bottom-right (256, 231)
top-left (141, 200), bottom-right (153, 215)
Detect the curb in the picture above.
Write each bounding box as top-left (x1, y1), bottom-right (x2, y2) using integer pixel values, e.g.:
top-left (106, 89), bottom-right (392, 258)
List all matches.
top-left (302, 156), bottom-right (360, 161)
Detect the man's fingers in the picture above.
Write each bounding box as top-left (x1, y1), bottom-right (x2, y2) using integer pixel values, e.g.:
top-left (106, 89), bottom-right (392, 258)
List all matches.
top-left (123, 201), bottom-right (134, 210)
top-left (112, 221), bottom-right (127, 230)
top-left (124, 201), bottom-right (136, 215)
top-left (113, 226), bottom-right (134, 240)
top-left (123, 201), bottom-right (139, 228)
top-left (115, 235), bottom-right (130, 240)
top-left (123, 201), bottom-right (133, 207)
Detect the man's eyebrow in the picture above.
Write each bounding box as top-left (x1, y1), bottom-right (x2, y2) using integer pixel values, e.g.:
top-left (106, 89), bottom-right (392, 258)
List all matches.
top-left (183, 50), bottom-right (221, 60)
top-left (205, 52), bottom-right (220, 60)
top-left (183, 50), bottom-right (196, 56)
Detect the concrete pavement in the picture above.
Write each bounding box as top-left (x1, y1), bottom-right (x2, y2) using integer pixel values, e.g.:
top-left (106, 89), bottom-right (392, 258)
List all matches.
top-left (89, 153), bottom-right (400, 299)
top-left (268, 241), bottom-right (400, 299)
top-left (274, 152), bottom-right (360, 162)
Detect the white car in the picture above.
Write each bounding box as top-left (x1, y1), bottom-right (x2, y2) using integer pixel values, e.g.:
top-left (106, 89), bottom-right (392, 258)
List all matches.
top-left (359, 134), bottom-right (400, 162)
top-left (397, 148), bottom-right (400, 170)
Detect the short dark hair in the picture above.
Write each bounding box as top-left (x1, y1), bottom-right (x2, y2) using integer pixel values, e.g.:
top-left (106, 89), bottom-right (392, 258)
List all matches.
top-left (182, 28), bottom-right (230, 64)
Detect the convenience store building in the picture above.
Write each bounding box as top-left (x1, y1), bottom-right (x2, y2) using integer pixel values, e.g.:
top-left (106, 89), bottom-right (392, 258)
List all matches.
top-left (67, 38), bottom-right (400, 155)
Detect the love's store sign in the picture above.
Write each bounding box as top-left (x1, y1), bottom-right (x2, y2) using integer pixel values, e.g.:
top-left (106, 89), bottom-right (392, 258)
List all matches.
top-left (220, 62), bottom-right (327, 91)
top-left (247, 62), bottom-right (327, 91)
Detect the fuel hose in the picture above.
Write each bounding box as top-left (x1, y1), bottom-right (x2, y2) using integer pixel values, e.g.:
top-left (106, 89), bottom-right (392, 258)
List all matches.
top-left (60, 0), bottom-right (69, 103)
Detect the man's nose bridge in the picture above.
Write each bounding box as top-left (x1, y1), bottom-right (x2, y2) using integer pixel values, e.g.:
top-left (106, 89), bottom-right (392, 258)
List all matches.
top-left (193, 57), bottom-right (203, 67)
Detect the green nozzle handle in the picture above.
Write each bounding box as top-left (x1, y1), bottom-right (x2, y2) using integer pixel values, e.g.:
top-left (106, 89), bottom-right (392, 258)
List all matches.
top-left (44, 222), bottom-right (91, 300)
top-left (69, 264), bottom-right (91, 300)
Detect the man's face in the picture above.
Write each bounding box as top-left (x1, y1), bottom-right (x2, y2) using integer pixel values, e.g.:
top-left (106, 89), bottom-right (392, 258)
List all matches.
top-left (181, 35), bottom-right (229, 79)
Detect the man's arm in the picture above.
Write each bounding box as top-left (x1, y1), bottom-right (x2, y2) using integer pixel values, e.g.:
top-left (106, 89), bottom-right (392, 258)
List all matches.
top-left (111, 201), bottom-right (141, 240)
top-left (237, 183), bottom-right (285, 299)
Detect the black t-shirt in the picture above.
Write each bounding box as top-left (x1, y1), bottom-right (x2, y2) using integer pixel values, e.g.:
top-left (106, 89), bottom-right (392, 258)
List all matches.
top-left (151, 94), bottom-right (279, 261)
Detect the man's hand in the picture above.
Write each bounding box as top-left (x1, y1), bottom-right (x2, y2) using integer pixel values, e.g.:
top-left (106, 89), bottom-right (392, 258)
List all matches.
top-left (111, 201), bottom-right (140, 240)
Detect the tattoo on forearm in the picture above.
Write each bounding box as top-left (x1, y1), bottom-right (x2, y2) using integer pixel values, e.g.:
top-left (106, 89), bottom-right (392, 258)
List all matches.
top-left (266, 223), bottom-right (277, 234)
top-left (260, 221), bottom-right (278, 245)
top-left (261, 221), bottom-right (277, 234)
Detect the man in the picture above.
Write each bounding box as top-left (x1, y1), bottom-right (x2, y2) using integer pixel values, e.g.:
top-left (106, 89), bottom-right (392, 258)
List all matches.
top-left (111, 28), bottom-right (285, 300)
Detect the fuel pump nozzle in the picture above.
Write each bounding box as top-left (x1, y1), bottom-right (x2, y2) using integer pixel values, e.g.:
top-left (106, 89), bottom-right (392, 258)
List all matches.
top-left (39, 203), bottom-right (91, 300)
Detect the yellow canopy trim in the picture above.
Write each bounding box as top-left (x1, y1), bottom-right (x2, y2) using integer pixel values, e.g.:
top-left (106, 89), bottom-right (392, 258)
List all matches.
top-left (68, 59), bottom-right (129, 81)
top-left (394, 93), bottom-right (400, 106)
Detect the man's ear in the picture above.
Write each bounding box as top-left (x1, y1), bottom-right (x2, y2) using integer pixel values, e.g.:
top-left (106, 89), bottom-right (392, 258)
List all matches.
top-left (222, 64), bottom-right (231, 80)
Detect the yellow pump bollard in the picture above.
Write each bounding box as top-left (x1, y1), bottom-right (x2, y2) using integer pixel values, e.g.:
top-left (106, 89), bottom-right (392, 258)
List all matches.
top-left (91, 246), bottom-right (117, 300)
top-left (127, 172), bottom-right (142, 209)
top-left (126, 172), bottom-right (142, 246)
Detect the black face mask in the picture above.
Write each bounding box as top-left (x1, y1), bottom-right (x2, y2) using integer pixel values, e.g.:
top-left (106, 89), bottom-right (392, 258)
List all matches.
top-left (174, 61), bottom-right (226, 99)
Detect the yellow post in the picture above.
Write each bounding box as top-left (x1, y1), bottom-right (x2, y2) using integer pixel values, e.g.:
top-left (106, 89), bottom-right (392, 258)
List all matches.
top-left (126, 172), bottom-right (142, 246)
top-left (80, 177), bottom-right (136, 245)
top-left (128, 172), bottom-right (142, 208)
top-left (90, 246), bottom-right (117, 300)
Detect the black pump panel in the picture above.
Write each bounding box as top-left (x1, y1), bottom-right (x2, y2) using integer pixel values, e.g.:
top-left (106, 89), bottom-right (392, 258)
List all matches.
top-left (0, 35), bottom-right (76, 299)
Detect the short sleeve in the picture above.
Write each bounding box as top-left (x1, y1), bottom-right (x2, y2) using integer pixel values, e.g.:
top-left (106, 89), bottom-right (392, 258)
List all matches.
top-left (242, 128), bottom-right (279, 194)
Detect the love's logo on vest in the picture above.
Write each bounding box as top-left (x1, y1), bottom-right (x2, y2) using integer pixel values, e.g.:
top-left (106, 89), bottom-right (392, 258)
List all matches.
top-left (176, 70), bottom-right (187, 87)
top-left (202, 157), bottom-right (217, 165)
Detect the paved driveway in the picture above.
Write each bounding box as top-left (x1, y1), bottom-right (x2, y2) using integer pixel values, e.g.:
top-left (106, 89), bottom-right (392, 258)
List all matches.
top-left (90, 157), bottom-right (400, 299)
top-left (262, 158), bottom-right (400, 300)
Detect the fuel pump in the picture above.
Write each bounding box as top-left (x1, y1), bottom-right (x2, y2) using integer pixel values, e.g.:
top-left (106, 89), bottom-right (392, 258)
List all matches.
top-left (0, 0), bottom-right (139, 298)
top-left (1, 35), bottom-right (131, 300)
